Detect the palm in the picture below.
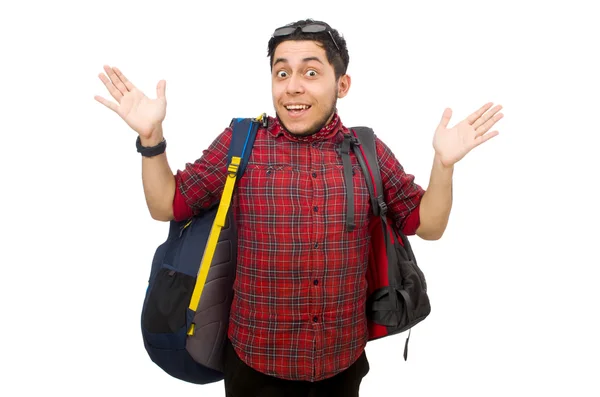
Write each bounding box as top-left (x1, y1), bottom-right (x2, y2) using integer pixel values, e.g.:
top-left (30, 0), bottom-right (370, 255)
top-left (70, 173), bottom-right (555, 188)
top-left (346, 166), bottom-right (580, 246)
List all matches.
top-left (95, 65), bottom-right (167, 139)
top-left (433, 103), bottom-right (504, 167)
top-left (117, 89), bottom-right (166, 138)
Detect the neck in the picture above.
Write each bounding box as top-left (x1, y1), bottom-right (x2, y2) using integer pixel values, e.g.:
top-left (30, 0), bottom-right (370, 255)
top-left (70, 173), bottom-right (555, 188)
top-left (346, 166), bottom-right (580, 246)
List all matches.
top-left (277, 110), bottom-right (338, 137)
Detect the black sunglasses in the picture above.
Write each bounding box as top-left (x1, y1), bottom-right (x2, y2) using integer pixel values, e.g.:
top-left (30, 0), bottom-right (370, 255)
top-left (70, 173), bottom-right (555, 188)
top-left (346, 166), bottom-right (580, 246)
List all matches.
top-left (272, 23), bottom-right (341, 53)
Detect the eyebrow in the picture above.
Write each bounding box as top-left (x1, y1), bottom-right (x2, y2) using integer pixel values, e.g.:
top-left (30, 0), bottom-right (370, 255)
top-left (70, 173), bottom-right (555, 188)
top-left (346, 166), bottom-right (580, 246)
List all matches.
top-left (273, 56), bottom-right (324, 67)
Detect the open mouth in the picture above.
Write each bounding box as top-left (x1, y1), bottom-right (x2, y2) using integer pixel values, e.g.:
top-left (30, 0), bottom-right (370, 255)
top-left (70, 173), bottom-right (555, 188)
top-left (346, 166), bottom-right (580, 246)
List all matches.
top-left (285, 104), bottom-right (311, 117)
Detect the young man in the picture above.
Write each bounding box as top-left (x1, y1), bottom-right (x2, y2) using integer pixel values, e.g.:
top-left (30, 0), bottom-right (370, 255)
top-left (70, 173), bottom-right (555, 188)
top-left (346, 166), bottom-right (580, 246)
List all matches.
top-left (95, 19), bottom-right (503, 397)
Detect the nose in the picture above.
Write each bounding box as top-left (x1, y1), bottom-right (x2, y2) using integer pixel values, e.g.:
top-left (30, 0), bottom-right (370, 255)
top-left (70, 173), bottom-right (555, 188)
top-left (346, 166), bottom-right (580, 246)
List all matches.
top-left (285, 73), bottom-right (304, 95)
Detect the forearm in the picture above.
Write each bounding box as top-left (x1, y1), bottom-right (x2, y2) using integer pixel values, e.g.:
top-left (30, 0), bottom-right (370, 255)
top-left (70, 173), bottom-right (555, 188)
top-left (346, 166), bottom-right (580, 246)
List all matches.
top-left (140, 125), bottom-right (176, 221)
top-left (416, 154), bottom-right (454, 240)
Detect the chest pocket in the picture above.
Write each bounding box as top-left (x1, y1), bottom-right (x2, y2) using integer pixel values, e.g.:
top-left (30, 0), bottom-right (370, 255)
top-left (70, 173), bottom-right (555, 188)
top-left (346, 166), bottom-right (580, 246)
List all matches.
top-left (234, 163), bottom-right (310, 231)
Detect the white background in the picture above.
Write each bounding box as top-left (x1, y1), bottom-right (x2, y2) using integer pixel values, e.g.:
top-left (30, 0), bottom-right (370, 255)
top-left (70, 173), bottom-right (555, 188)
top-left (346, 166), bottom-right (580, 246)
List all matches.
top-left (2, 0), bottom-right (599, 396)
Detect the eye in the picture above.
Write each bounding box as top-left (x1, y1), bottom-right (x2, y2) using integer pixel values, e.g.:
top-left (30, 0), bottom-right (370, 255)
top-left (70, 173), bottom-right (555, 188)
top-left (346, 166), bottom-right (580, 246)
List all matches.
top-left (306, 69), bottom-right (318, 77)
top-left (277, 70), bottom-right (288, 78)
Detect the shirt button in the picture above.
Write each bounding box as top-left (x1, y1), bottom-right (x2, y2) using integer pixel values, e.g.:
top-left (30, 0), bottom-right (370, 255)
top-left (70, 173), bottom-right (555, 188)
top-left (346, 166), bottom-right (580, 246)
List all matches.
top-left (314, 242), bottom-right (319, 248)
top-left (313, 206), bottom-right (318, 212)
top-left (312, 172), bottom-right (317, 178)
top-left (313, 279), bottom-right (319, 286)
top-left (313, 316), bottom-right (319, 323)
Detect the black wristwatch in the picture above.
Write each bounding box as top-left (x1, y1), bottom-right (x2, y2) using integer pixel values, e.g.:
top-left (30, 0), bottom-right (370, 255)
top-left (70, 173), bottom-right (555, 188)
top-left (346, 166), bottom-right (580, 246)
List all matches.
top-left (136, 136), bottom-right (166, 157)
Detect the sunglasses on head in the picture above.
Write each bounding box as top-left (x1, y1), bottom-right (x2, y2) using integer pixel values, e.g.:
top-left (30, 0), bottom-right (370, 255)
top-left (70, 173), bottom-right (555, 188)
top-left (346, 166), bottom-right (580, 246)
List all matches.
top-left (272, 22), bottom-right (341, 53)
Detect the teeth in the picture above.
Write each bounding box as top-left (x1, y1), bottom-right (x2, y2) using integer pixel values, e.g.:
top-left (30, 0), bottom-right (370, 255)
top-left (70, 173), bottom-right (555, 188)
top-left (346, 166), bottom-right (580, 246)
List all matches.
top-left (286, 105), bottom-right (310, 110)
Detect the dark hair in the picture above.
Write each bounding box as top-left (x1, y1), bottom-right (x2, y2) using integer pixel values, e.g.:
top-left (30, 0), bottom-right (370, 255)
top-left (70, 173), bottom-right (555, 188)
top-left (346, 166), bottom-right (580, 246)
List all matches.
top-left (267, 19), bottom-right (349, 80)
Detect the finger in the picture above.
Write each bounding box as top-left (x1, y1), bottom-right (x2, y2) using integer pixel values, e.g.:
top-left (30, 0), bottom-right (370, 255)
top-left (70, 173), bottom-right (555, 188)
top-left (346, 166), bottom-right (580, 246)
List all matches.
top-left (94, 95), bottom-right (118, 113)
top-left (104, 65), bottom-right (129, 96)
top-left (156, 80), bottom-right (166, 99)
top-left (438, 108), bottom-right (452, 129)
top-left (473, 104), bottom-right (503, 130)
top-left (113, 67), bottom-right (136, 92)
top-left (98, 72), bottom-right (123, 102)
top-left (466, 102), bottom-right (493, 125)
top-left (473, 130), bottom-right (499, 148)
top-left (475, 113), bottom-right (504, 136)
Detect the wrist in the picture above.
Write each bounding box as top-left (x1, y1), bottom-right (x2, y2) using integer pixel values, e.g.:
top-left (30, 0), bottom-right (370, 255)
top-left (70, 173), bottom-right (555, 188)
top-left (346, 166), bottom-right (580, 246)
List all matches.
top-left (137, 133), bottom-right (166, 157)
top-left (433, 153), bottom-right (454, 172)
top-left (140, 125), bottom-right (164, 147)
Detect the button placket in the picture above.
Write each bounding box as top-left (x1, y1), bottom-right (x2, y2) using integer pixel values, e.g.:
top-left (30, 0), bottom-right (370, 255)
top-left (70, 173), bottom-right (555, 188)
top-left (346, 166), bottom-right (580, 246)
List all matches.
top-left (309, 148), bottom-right (324, 337)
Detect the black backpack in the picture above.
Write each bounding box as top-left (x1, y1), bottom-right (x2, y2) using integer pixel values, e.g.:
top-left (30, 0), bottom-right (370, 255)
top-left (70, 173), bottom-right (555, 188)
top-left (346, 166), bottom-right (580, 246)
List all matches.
top-left (348, 128), bottom-right (431, 360)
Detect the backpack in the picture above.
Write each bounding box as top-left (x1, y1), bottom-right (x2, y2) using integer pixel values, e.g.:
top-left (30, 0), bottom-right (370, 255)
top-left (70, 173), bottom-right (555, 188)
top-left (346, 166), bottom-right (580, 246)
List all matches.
top-left (140, 116), bottom-right (262, 385)
top-left (140, 116), bottom-right (431, 384)
top-left (346, 128), bottom-right (431, 360)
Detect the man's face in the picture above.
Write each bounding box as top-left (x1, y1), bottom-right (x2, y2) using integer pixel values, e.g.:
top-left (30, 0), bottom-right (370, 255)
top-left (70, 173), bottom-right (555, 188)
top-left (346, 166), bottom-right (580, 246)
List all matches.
top-left (271, 40), bottom-right (350, 136)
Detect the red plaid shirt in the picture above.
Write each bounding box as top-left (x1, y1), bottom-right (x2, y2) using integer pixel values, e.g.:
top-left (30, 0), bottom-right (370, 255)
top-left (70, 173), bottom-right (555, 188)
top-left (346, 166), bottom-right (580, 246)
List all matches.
top-left (172, 113), bottom-right (425, 382)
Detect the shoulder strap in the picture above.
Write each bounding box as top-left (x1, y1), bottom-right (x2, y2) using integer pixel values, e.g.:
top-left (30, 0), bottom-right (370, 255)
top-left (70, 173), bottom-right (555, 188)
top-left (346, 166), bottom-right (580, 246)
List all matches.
top-left (339, 127), bottom-right (384, 231)
top-left (228, 114), bottom-right (263, 179)
top-left (186, 115), bottom-right (263, 325)
top-left (349, 126), bottom-right (415, 360)
top-left (350, 127), bottom-right (386, 218)
top-left (349, 127), bottom-right (397, 275)
top-left (340, 134), bottom-right (356, 231)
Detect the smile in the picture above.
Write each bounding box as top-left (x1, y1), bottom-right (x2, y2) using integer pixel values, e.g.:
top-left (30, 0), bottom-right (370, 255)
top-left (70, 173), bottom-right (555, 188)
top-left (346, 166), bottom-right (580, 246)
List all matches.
top-left (285, 104), bottom-right (311, 110)
top-left (284, 104), bottom-right (311, 118)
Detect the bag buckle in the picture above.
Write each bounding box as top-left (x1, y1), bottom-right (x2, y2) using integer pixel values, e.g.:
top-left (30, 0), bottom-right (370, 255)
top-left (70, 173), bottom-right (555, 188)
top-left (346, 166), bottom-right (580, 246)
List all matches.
top-left (377, 196), bottom-right (388, 217)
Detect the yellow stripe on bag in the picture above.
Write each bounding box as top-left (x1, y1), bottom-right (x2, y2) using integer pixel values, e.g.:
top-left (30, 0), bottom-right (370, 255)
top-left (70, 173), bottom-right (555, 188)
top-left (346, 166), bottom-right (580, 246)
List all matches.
top-left (187, 156), bottom-right (241, 336)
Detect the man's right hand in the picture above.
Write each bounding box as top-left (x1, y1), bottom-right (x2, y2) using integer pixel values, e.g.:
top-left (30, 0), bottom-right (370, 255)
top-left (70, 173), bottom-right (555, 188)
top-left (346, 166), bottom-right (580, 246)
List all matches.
top-left (95, 65), bottom-right (167, 145)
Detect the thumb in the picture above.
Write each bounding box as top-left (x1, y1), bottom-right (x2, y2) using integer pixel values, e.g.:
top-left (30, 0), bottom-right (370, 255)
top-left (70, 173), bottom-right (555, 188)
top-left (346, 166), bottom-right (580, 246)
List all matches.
top-left (156, 80), bottom-right (166, 99)
top-left (438, 108), bottom-right (452, 129)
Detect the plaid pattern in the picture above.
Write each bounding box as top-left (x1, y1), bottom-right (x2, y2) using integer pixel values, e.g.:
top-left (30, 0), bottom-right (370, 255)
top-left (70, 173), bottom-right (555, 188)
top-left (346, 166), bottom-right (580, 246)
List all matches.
top-left (172, 114), bottom-right (425, 382)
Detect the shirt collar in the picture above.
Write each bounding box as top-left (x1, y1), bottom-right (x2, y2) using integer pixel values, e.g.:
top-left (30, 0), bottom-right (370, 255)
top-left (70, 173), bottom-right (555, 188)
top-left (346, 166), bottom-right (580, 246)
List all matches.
top-left (266, 112), bottom-right (346, 143)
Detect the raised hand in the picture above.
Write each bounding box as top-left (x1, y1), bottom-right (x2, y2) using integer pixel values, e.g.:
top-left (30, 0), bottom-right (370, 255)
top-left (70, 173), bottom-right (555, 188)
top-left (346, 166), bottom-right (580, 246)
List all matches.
top-left (433, 102), bottom-right (504, 167)
top-left (95, 65), bottom-right (167, 142)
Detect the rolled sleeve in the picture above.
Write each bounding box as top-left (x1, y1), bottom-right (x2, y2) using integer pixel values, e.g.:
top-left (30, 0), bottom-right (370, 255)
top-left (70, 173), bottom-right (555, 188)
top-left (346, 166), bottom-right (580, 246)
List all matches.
top-left (375, 136), bottom-right (425, 236)
top-left (171, 127), bottom-right (233, 221)
top-left (172, 176), bottom-right (194, 221)
top-left (400, 204), bottom-right (421, 235)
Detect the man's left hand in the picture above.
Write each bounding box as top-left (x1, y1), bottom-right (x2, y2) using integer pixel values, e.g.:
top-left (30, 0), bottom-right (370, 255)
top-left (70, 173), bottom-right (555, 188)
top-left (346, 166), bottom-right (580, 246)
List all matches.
top-left (433, 102), bottom-right (504, 167)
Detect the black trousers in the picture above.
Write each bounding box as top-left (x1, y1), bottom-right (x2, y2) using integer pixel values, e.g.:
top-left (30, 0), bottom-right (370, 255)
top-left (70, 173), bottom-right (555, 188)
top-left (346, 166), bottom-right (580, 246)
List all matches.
top-left (223, 339), bottom-right (370, 397)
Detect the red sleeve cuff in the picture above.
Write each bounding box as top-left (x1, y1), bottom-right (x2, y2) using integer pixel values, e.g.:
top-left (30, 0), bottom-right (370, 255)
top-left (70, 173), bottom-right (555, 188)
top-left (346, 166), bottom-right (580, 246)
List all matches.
top-left (401, 205), bottom-right (421, 236)
top-left (172, 176), bottom-right (194, 222)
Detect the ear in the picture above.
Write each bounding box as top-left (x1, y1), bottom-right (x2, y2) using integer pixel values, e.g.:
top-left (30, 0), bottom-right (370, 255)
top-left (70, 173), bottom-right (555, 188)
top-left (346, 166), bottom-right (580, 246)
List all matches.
top-left (337, 74), bottom-right (351, 98)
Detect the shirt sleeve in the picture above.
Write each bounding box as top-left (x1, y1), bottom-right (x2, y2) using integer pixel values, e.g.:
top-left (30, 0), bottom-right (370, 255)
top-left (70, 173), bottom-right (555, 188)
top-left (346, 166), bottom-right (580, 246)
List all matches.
top-left (375, 135), bottom-right (426, 236)
top-left (172, 126), bottom-right (233, 222)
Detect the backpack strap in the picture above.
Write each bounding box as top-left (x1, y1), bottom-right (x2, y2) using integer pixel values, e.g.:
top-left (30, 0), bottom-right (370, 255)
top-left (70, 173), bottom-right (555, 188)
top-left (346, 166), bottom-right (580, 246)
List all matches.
top-left (187, 115), bottom-right (263, 328)
top-left (341, 134), bottom-right (356, 231)
top-left (340, 127), bottom-right (381, 232)
top-left (349, 127), bottom-right (400, 283)
top-left (227, 114), bottom-right (263, 179)
top-left (348, 126), bottom-right (415, 360)
top-left (213, 114), bottom-right (263, 228)
top-left (348, 127), bottom-right (384, 217)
